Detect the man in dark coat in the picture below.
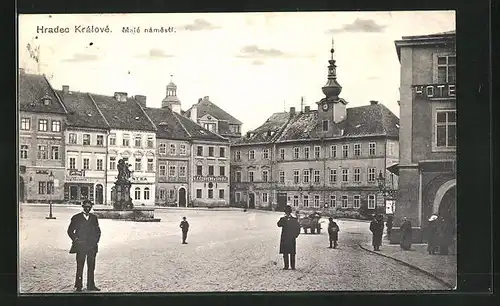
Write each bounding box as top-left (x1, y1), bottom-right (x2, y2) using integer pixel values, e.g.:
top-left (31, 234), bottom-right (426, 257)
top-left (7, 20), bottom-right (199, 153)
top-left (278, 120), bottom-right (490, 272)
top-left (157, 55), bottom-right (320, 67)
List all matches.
top-left (438, 217), bottom-right (450, 255)
top-left (277, 205), bottom-right (300, 270)
top-left (400, 217), bottom-right (413, 250)
top-left (369, 214), bottom-right (384, 251)
top-left (180, 216), bottom-right (189, 244)
top-left (327, 217), bottom-right (340, 249)
top-left (67, 200), bottom-right (101, 292)
top-left (386, 215), bottom-right (394, 238)
top-left (426, 215), bottom-right (439, 255)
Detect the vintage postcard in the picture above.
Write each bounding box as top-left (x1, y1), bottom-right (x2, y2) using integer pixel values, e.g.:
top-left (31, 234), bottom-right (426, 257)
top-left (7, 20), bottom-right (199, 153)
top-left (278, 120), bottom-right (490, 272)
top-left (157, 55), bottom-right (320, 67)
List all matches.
top-left (18, 11), bottom-right (456, 293)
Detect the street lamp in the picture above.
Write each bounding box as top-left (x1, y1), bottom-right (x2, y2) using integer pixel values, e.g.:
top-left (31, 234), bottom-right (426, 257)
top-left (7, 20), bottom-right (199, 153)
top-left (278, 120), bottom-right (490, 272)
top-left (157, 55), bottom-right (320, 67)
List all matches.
top-left (45, 171), bottom-right (56, 220)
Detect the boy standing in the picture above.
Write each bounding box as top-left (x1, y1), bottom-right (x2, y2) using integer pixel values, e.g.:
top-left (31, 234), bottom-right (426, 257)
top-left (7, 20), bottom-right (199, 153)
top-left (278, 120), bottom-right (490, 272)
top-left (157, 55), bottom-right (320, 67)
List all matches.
top-left (180, 217), bottom-right (189, 244)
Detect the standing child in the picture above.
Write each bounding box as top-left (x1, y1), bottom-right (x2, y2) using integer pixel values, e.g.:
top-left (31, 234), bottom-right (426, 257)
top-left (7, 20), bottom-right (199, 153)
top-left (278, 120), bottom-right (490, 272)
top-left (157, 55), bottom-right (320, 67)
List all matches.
top-left (328, 217), bottom-right (340, 248)
top-left (180, 217), bottom-right (189, 244)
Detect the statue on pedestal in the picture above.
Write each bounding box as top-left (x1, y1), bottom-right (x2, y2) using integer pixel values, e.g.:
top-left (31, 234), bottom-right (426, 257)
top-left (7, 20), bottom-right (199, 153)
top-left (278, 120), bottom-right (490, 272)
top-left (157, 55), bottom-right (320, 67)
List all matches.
top-left (113, 158), bottom-right (134, 210)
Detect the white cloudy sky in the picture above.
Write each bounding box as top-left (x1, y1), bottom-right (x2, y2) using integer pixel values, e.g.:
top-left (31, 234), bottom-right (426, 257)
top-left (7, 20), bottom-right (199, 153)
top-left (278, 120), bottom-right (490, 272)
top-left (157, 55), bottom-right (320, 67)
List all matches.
top-left (19, 11), bottom-right (455, 133)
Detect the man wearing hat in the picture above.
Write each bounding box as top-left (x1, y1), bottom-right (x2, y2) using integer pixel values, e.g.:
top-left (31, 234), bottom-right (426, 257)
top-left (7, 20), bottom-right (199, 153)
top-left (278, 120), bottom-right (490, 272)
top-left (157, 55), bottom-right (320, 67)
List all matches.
top-left (327, 217), bottom-right (340, 249)
top-left (67, 200), bottom-right (102, 292)
top-left (277, 205), bottom-right (301, 270)
top-left (426, 215), bottom-right (439, 255)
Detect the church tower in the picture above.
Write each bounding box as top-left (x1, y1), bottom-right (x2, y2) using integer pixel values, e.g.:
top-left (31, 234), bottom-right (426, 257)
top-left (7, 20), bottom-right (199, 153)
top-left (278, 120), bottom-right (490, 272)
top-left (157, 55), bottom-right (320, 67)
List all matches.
top-left (161, 75), bottom-right (182, 114)
top-left (316, 39), bottom-right (348, 133)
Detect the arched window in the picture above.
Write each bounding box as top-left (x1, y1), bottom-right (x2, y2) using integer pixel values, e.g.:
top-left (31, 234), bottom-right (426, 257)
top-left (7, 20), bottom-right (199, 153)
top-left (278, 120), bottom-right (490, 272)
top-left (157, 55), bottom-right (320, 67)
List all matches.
top-left (144, 187), bottom-right (150, 200)
top-left (134, 187), bottom-right (141, 200)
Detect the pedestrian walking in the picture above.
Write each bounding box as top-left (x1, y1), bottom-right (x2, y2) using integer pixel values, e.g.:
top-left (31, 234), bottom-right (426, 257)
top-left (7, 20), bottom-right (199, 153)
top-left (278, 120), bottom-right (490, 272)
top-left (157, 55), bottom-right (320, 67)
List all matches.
top-left (327, 217), bottom-right (340, 249)
top-left (369, 214), bottom-right (384, 251)
top-left (180, 217), bottom-right (189, 244)
top-left (426, 215), bottom-right (439, 255)
top-left (67, 200), bottom-right (101, 292)
top-left (400, 217), bottom-right (413, 250)
top-left (277, 205), bottom-right (301, 270)
top-left (386, 215), bottom-right (394, 238)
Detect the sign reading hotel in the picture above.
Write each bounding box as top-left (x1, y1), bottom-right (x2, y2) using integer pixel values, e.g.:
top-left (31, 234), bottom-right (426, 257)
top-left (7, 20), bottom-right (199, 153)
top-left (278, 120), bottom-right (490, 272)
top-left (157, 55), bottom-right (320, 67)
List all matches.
top-left (413, 84), bottom-right (456, 100)
top-left (193, 175), bottom-right (228, 182)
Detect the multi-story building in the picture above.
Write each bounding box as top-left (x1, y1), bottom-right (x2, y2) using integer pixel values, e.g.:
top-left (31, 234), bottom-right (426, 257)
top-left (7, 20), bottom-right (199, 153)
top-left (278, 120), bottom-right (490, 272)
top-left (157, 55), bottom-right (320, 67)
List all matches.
top-left (90, 92), bottom-right (157, 206)
top-left (391, 31), bottom-right (456, 245)
top-left (184, 96), bottom-right (242, 141)
top-left (230, 44), bottom-right (400, 219)
top-left (55, 86), bottom-right (109, 204)
top-left (18, 70), bottom-right (67, 203)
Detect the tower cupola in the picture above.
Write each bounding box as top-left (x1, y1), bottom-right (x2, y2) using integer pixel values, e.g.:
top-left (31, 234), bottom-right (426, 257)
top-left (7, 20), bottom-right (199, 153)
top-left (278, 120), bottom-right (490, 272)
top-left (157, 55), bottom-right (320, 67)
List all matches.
top-left (161, 74), bottom-right (182, 113)
top-left (321, 38), bottom-right (343, 100)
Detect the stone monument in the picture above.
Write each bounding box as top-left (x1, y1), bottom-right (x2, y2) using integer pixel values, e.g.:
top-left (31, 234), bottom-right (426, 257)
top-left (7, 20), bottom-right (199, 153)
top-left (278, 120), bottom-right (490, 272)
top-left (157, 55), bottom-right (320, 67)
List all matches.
top-left (113, 158), bottom-right (134, 210)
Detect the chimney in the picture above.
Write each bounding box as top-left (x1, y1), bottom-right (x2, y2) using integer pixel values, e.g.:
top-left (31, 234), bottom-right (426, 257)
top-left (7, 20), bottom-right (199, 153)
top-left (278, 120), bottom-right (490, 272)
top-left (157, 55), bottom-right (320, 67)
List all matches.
top-left (135, 95), bottom-right (147, 108)
top-left (370, 100), bottom-right (379, 105)
top-left (289, 107), bottom-right (296, 117)
top-left (190, 104), bottom-right (198, 122)
top-left (62, 85), bottom-right (69, 94)
top-left (114, 92), bottom-right (128, 102)
top-left (304, 106), bottom-right (310, 113)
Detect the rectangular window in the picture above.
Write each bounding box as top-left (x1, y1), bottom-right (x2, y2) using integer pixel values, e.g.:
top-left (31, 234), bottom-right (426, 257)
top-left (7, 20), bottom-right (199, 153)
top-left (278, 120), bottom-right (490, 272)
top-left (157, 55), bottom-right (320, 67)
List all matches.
top-left (322, 120), bottom-right (329, 132)
top-left (330, 145), bottom-right (337, 158)
top-left (51, 120), bottom-right (61, 132)
top-left (197, 146), bottom-right (203, 156)
top-left (353, 143), bottom-right (361, 157)
top-left (160, 164), bottom-right (167, 176)
top-left (69, 157), bottom-right (76, 169)
top-left (51, 146), bottom-right (59, 160)
top-left (262, 149), bottom-right (269, 159)
top-left (208, 189), bottom-right (214, 199)
top-left (236, 171), bottom-right (241, 182)
top-left (143, 188), bottom-right (150, 200)
top-left (20, 145), bottom-right (28, 159)
top-left (219, 147), bottom-right (226, 158)
top-left (135, 188), bottom-right (141, 200)
top-left (342, 168), bottom-right (348, 183)
top-left (179, 165), bottom-right (186, 177)
top-left (436, 110), bottom-right (456, 148)
top-left (293, 147), bottom-right (300, 159)
top-left (196, 189), bottom-right (202, 198)
top-left (279, 148), bottom-right (285, 160)
top-left (353, 195), bottom-right (361, 209)
top-left (330, 195), bottom-right (336, 208)
top-left (147, 159), bottom-right (154, 172)
top-left (314, 195), bottom-right (320, 208)
top-left (330, 169), bottom-right (337, 183)
top-left (83, 158), bottom-right (90, 170)
top-left (368, 194), bottom-right (376, 209)
top-left (262, 192), bottom-right (268, 203)
top-left (208, 147), bottom-right (214, 157)
top-left (369, 143), bottom-right (376, 156)
top-left (293, 195), bottom-right (299, 207)
top-left (293, 170), bottom-right (300, 184)
top-left (249, 171), bottom-right (254, 182)
top-left (21, 118), bottom-right (31, 130)
top-left (219, 166), bottom-right (225, 177)
top-left (219, 189), bottom-right (225, 199)
top-left (354, 168), bottom-right (361, 182)
top-left (83, 134), bottom-right (90, 146)
top-left (279, 171), bottom-right (285, 184)
top-left (47, 182), bottom-right (54, 194)
top-left (180, 144), bottom-right (187, 155)
top-left (314, 170), bottom-right (320, 183)
top-left (147, 136), bottom-right (154, 148)
top-left (341, 195), bottom-right (348, 208)
top-left (249, 150), bottom-right (255, 160)
top-left (135, 135), bottom-right (142, 147)
top-left (37, 145), bottom-right (47, 159)
top-left (69, 133), bottom-right (77, 144)
top-left (159, 143), bottom-right (167, 154)
top-left (304, 147), bottom-right (310, 159)
top-left (109, 134), bottom-right (116, 146)
top-left (262, 170), bottom-right (269, 182)
top-left (135, 158), bottom-right (142, 171)
top-left (122, 135), bottom-right (130, 147)
top-left (38, 119), bottom-right (48, 131)
top-left (96, 159), bottom-right (103, 171)
top-left (235, 151), bottom-right (241, 161)
top-left (236, 192), bottom-right (241, 202)
top-left (437, 55), bottom-right (456, 83)
top-left (196, 165), bottom-right (203, 176)
top-left (303, 195), bottom-right (309, 207)
top-left (96, 135), bottom-right (104, 146)
top-left (169, 189), bottom-right (175, 199)
top-left (342, 144), bottom-right (349, 158)
top-left (208, 165), bottom-right (214, 176)
top-left (303, 169), bottom-right (310, 184)
top-left (109, 157), bottom-right (116, 170)
top-left (159, 189), bottom-right (166, 200)
top-left (38, 181), bottom-right (46, 194)
top-left (169, 166), bottom-right (176, 177)
top-left (368, 167), bottom-right (376, 182)
top-left (314, 146), bottom-right (321, 159)
top-left (170, 144), bottom-right (176, 155)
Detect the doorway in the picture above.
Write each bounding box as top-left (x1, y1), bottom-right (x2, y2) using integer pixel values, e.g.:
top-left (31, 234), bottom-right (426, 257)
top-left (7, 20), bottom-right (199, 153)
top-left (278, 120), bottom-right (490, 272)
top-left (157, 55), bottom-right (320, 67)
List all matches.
top-left (95, 184), bottom-right (103, 204)
top-left (277, 192), bottom-right (287, 212)
top-left (19, 177), bottom-right (25, 202)
top-left (70, 186), bottom-right (78, 200)
top-left (178, 187), bottom-right (187, 207)
top-left (248, 193), bottom-right (255, 209)
top-left (81, 186), bottom-right (89, 200)
top-left (438, 186), bottom-right (456, 250)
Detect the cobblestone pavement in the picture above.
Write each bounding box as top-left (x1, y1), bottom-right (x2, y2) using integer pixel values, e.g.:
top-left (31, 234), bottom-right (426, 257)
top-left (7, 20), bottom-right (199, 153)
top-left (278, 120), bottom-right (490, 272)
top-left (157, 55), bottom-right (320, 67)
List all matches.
top-left (19, 205), bottom-right (450, 293)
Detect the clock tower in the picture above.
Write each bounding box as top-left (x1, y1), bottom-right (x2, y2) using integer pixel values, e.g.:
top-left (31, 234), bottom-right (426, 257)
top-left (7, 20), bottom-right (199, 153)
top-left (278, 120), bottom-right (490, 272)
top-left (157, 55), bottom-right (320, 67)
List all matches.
top-left (161, 75), bottom-right (182, 114)
top-left (316, 39), bottom-right (348, 133)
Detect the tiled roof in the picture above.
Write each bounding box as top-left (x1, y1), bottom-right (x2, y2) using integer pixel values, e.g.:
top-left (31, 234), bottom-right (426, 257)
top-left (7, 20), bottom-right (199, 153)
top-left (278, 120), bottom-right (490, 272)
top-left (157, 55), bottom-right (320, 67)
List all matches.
top-left (401, 30), bottom-right (455, 40)
top-left (276, 103), bottom-right (399, 142)
top-left (174, 112), bottom-right (229, 142)
top-left (18, 72), bottom-right (66, 114)
top-left (90, 94), bottom-right (156, 132)
top-left (143, 107), bottom-right (190, 140)
top-left (55, 90), bottom-right (109, 129)
top-left (234, 112), bottom-right (291, 145)
top-left (185, 98), bottom-right (242, 125)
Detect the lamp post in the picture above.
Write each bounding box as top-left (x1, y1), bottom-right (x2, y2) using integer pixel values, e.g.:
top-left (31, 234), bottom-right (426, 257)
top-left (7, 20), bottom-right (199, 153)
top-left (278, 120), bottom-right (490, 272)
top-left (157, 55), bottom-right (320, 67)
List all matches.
top-left (46, 171), bottom-right (56, 220)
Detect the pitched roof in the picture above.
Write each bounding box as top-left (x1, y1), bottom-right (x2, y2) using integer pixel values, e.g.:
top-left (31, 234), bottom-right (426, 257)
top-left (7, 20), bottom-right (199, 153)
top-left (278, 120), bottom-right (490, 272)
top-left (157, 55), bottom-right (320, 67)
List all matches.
top-left (234, 112), bottom-right (291, 145)
top-left (90, 94), bottom-right (156, 132)
top-left (143, 107), bottom-right (190, 140)
top-left (174, 112), bottom-right (229, 142)
top-left (55, 90), bottom-right (109, 129)
top-left (276, 103), bottom-right (399, 142)
top-left (185, 98), bottom-right (242, 125)
top-left (18, 72), bottom-right (66, 114)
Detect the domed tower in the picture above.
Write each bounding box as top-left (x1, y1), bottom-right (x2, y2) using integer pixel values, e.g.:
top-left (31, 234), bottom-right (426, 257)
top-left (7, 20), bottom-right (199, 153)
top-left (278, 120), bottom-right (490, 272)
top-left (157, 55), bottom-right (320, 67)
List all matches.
top-left (316, 38), bottom-right (348, 127)
top-left (161, 75), bottom-right (182, 113)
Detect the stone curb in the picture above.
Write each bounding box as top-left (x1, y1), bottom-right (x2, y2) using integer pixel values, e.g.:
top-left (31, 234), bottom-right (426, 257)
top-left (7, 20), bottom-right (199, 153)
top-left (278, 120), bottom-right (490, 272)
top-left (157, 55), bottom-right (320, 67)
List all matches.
top-left (358, 243), bottom-right (454, 289)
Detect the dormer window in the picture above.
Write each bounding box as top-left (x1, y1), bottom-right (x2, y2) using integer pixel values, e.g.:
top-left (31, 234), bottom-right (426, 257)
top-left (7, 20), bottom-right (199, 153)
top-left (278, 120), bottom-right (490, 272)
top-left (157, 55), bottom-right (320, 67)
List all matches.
top-left (41, 95), bottom-right (51, 105)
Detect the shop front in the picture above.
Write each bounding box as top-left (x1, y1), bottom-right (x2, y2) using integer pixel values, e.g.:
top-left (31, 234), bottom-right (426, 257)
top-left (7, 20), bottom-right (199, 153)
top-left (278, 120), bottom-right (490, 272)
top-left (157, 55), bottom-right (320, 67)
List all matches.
top-left (65, 170), bottom-right (106, 204)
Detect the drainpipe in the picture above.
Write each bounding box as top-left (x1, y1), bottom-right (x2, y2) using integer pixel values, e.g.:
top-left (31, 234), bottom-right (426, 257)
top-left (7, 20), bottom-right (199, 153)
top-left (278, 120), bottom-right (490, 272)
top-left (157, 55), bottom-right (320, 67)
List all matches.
top-left (104, 130), bottom-right (109, 205)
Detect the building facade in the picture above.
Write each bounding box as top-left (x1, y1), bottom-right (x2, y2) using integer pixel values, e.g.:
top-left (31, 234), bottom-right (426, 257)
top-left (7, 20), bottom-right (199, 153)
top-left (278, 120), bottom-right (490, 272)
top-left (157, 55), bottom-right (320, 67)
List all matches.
top-left (19, 71), bottom-right (67, 203)
top-left (391, 31), bottom-right (456, 245)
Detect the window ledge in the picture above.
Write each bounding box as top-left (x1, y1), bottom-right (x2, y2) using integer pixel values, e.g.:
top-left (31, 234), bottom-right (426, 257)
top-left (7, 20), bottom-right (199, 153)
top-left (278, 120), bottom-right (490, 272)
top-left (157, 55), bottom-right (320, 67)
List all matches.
top-left (431, 146), bottom-right (456, 153)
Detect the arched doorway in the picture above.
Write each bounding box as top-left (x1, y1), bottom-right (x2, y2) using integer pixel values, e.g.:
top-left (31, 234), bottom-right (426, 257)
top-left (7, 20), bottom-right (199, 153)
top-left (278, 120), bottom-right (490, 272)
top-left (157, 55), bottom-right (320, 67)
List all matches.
top-left (438, 186), bottom-right (456, 252)
top-left (178, 187), bottom-right (187, 207)
top-left (19, 177), bottom-right (25, 203)
top-left (95, 184), bottom-right (103, 204)
top-left (248, 193), bottom-right (255, 209)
